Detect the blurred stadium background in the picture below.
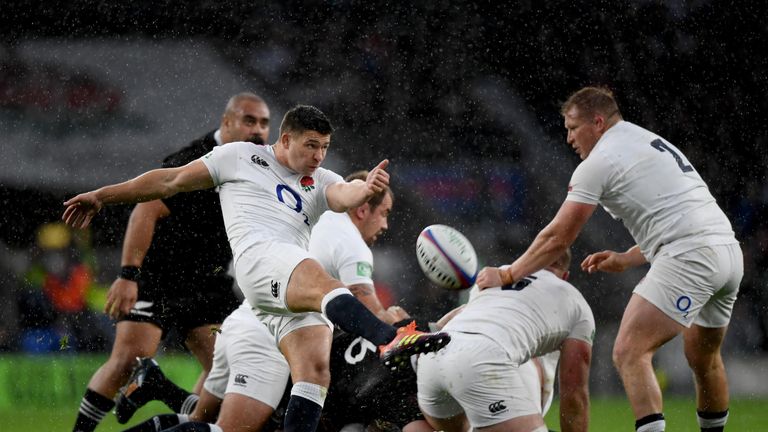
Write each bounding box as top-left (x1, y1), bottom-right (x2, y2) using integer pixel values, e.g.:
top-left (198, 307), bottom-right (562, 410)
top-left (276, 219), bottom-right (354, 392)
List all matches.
top-left (1, 0), bottom-right (767, 429)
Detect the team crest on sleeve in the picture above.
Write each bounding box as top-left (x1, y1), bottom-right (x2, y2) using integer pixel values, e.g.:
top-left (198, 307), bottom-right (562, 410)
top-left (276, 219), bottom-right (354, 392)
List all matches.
top-left (356, 262), bottom-right (373, 278)
top-left (300, 176), bottom-right (315, 192)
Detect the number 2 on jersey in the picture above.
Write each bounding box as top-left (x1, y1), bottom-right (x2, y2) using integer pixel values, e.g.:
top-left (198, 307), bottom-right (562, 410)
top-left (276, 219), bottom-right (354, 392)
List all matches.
top-left (650, 139), bottom-right (693, 173)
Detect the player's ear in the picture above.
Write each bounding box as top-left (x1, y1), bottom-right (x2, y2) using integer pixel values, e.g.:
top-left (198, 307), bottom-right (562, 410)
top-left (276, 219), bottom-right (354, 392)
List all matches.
top-left (279, 132), bottom-right (291, 148)
top-left (562, 270), bottom-right (570, 281)
top-left (354, 203), bottom-right (369, 220)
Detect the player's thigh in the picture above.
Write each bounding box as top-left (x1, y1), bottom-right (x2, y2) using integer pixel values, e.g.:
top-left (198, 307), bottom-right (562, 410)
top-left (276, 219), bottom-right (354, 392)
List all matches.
top-left (110, 320), bottom-right (162, 361)
top-left (683, 324), bottom-right (728, 365)
top-left (185, 324), bottom-right (218, 369)
top-left (235, 241), bottom-right (323, 313)
top-left (285, 258), bottom-right (345, 311)
top-left (615, 293), bottom-right (683, 357)
top-left (216, 392), bottom-right (274, 432)
top-left (279, 323), bottom-right (333, 385)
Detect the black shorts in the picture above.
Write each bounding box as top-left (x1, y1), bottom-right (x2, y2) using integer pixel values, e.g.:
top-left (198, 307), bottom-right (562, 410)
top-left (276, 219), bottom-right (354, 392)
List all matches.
top-left (121, 273), bottom-right (240, 339)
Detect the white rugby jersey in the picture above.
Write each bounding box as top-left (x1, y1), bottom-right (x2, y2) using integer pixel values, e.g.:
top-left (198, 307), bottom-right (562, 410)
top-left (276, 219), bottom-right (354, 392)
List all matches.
top-left (444, 270), bottom-right (595, 365)
top-left (567, 121), bottom-right (736, 262)
top-left (309, 211), bottom-right (375, 287)
top-left (201, 142), bottom-right (344, 262)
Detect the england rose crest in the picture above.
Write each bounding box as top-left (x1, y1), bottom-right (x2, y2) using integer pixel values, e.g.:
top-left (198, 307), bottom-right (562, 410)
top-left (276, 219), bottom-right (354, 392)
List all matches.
top-left (300, 176), bottom-right (315, 192)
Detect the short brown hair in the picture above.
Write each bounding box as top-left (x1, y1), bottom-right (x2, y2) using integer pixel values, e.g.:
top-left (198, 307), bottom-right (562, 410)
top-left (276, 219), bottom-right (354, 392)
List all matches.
top-left (560, 86), bottom-right (620, 119)
top-left (345, 170), bottom-right (393, 210)
top-left (279, 104), bottom-right (334, 136)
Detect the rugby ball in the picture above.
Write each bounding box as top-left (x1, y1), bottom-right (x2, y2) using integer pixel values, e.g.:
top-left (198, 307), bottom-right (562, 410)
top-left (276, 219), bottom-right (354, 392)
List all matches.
top-left (416, 225), bottom-right (478, 290)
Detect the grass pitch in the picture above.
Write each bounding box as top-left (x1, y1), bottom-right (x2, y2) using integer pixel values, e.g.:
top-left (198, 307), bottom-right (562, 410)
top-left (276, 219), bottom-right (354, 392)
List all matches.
top-left (3, 396), bottom-right (767, 431)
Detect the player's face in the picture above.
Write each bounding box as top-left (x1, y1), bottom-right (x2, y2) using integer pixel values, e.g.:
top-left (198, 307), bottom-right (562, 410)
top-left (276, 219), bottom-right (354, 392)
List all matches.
top-left (221, 100), bottom-right (270, 144)
top-left (285, 130), bottom-right (331, 176)
top-left (564, 106), bottom-right (601, 160)
top-left (360, 192), bottom-right (392, 246)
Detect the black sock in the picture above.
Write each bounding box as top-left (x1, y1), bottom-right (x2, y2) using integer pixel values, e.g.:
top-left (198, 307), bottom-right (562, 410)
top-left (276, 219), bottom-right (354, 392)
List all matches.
top-left (73, 388), bottom-right (115, 432)
top-left (322, 290), bottom-right (396, 345)
top-left (635, 413), bottom-right (665, 432)
top-left (283, 395), bottom-right (323, 432)
top-left (158, 381), bottom-right (197, 413)
top-left (122, 414), bottom-right (185, 432)
top-left (698, 409), bottom-right (729, 432)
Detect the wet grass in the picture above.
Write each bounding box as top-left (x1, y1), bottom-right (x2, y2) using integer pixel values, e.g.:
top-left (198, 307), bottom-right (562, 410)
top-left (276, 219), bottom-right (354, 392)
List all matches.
top-left (544, 396), bottom-right (768, 431)
top-left (3, 396), bottom-right (767, 431)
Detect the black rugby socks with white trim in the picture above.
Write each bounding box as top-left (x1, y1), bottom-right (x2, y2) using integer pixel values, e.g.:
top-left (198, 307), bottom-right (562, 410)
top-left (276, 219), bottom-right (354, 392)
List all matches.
top-left (73, 388), bottom-right (114, 432)
top-left (698, 409), bottom-right (729, 432)
top-left (321, 287), bottom-right (396, 345)
top-left (635, 413), bottom-right (665, 432)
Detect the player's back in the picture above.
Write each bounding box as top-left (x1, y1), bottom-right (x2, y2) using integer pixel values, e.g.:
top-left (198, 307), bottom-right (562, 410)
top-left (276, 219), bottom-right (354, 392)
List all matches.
top-left (569, 121), bottom-right (735, 260)
top-left (444, 270), bottom-right (594, 364)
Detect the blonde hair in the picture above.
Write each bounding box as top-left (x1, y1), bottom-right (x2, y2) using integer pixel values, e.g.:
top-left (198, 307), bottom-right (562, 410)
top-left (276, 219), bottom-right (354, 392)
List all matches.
top-left (561, 86), bottom-right (621, 119)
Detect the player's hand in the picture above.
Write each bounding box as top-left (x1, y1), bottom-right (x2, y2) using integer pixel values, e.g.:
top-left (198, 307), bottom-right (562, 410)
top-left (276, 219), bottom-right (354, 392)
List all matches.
top-left (104, 278), bottom-right (138, 320)
top-left (366, 159), bottom-right (390, 194)
top-left (386, 305), bottom-right (410, 322)
top-left (581, 250), bottom-right (627, 273)
top-left (62, 192), bottom-right (103, 229)
top-left (476, 266), bottom-right (504, 290)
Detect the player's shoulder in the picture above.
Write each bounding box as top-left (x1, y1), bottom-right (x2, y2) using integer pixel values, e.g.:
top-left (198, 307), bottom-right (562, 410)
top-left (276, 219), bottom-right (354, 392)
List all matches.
top-left (533, 271), bottom-right (588, 301)
top-left (162, 131), bottom-right (217, 167)
top-left (314, 167), bottom-right (345, 184)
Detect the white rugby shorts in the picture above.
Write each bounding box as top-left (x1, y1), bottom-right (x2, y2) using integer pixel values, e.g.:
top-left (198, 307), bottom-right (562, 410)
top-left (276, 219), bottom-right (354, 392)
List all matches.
top-left (417, 332), bottom-right (541, 428)
top-left (203, 304), bottom-right (290, 408)
top-left (234, 241), bottom-right (333, 341)
top-left (634, 243), bottom-right (742, 328)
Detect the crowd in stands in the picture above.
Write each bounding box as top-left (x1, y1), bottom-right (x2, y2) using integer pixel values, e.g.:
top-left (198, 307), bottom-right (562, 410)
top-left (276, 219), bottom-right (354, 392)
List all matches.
top-left (0, 0), bottom-right (766, 353)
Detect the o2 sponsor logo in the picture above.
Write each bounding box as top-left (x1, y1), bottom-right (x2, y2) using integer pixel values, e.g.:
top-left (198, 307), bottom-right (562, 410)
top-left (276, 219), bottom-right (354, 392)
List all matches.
top-left (676, 295), bottom-right (692, 319)
top-left (275, 184), bottom-right (310, 226)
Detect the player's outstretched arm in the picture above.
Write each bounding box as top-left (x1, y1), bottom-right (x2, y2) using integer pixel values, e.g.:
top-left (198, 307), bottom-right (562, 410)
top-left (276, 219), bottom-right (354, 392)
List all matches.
top-left (558, 338), bottom-right (592, 432)
top-left (326, 159), bottom-right (389, 212)
top-left (62, 160), bottom-right (214, 229)
top-left (479, 200), bottom-right (595, 289)
top-left (581, 245), bottom-right (647, 274)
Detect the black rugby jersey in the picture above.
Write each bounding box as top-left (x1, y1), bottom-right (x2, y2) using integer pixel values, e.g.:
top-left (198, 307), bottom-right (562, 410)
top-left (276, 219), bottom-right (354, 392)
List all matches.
top-left (139, 131), bottom-right (233, 287)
